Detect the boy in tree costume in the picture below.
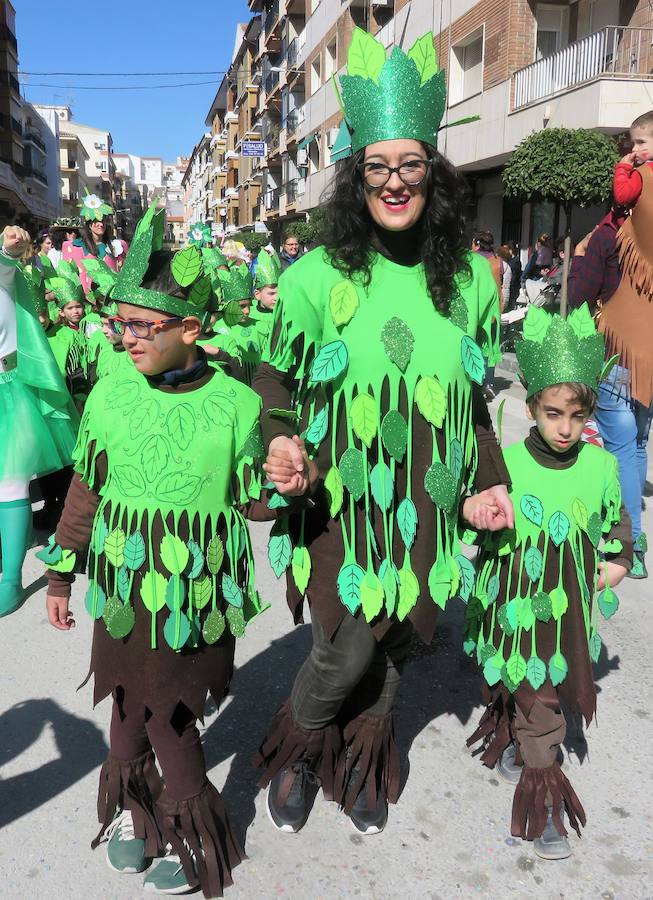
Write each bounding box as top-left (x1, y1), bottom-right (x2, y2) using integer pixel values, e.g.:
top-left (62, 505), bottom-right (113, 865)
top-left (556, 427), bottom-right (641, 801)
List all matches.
top-left (216, 263), bottom-right (262, 385)
top-left (40, 203), bottom-right (265, 897)
top-left (39, 259), bottom-right (89, 407)
top-left (250, 247), bottom-right (281, 352)
top-left (465, 304), bottom-right (632, 859)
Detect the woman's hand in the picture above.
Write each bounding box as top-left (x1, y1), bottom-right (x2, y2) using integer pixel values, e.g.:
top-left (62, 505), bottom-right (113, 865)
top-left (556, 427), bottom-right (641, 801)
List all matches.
top-left (463, 484), bottom-right (514, 532)
top-left (264, 435), bottom-right (318, 497)
top-left (46, 593), bottom-right (76, 631)
top-left (596, 560), bottom-right (629, 592)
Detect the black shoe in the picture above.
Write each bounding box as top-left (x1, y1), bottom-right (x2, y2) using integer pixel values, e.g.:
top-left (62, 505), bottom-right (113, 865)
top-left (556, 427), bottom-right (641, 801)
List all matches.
top-left (627, 550), bottom-right (648, 580)
top-left (266, 761), bottom-right (319, 833)
top-left (346, 757), bottom-right (388, 835)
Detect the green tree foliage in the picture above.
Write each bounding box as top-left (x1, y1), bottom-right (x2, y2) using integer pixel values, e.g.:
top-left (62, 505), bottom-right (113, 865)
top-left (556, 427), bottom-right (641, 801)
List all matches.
top-left (288, 206), bottom-right (328, 247)
top-left (235, 232), bottom-right (270, 253)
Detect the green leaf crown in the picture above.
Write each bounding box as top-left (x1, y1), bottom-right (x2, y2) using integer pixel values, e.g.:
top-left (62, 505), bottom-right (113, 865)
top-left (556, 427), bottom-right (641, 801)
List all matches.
top-left (22, 263), bottom-right (47, 315)
top-left (217, 261), bottom-right (254, 304)
top-left (42, 258), bottom-right (86, 307)
top-left (79, 190), bottom-right (114, 222)
top-left (337, 29), bottom-right (446, 154)
top-left (516, 305), bottom-right (607, 399)
top-left (254, 247), bottom-right (281, 290)
top-left (187, 221), bottom-right (213, 248)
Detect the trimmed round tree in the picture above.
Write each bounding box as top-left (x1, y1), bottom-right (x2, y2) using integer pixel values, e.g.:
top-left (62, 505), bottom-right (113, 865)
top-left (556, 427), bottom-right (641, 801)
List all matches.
top-left (503, 127), bottom-right (618, 316)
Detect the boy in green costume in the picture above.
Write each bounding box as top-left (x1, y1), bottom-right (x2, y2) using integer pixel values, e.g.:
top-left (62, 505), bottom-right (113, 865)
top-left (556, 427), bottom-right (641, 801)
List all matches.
top-left (465, 304), bottom-right (632, 859)
top-left (216, 262), bottom-right (262, 385)
top-left (250, 246), bottom-right (281, 353)
top-left (40, 204), bottom-right (265, 897)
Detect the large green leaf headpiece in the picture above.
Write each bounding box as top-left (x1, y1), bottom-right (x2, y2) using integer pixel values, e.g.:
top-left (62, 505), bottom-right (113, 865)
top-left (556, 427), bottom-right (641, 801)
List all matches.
top-left (254, 247), bottom-right (282, 289)
top-left (187, 222), bottom-right (213, 248)
top-left (516, 305), bottom-right (609, 399)
top-left (337, 29), bottom-right (446, 154)
top-left (22, 263), bottom-right (48, 315)
top-left (217, 262), bottom-right (254, 304)
top-left (79, 191), bottom-right (114, 222)
top-left (43, 258), bottom-right (85, 308)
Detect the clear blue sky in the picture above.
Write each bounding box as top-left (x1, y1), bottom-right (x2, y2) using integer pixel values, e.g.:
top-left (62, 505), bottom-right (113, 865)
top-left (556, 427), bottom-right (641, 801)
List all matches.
top-left (16, 0), bottom-right (252, 161)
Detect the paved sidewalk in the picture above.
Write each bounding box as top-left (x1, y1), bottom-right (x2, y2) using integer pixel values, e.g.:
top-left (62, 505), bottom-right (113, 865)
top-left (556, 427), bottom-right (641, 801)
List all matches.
top-left (1, 373), bottom-right (651, 899)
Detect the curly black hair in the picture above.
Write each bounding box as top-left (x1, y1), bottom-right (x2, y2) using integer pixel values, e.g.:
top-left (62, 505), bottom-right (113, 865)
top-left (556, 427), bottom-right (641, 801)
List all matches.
top-left (318, 144), bottom-right (470, 313)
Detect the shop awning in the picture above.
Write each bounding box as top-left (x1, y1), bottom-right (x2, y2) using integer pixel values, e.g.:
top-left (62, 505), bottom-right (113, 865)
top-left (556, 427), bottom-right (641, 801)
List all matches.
top-left (297, 131), bottom-right (320, 150)
top-left (329, 121), bottom-right (352, 162)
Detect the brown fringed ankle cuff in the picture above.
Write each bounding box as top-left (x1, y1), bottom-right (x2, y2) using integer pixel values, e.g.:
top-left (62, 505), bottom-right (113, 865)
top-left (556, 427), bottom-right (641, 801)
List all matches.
top-left (511, 763), bottom-right (587, 841)
top-left (91, 751), bottom-right (163, 858)
top-left (156, 782), bottom-right (245, 899)
top-left (253, 701), bottom-right (341, 800)
top-left (334, 712), bottom-right (400, 815)
top-left (467, 688), bottom-right (513, 768)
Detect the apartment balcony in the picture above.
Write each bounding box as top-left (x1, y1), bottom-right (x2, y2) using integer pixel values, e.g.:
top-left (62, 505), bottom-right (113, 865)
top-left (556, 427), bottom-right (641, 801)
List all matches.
top-left (0, 70), bottom-right (20, 96)
top-left (283, 109), bottom-right (304, 139)
top-left (24, 166), bottom-right (48, 187)
top-left (225, 150), bottom-right (240, 160)
top-left (263, 120), bottom-right (282, 157)
top-left (0, 23), bottom-right (18, 53)
top-left (225, 110), bottom-right (239, 124)
top-left (264, 0), bottom-right (282, 43)
top-left (281, 178), bottom-right (299, 205)
top-left (264, 68), bottom-right (280, 96)
top-left (24, 131), bottom-right (46, 154)
top-left (225, 187), bottom-right (239, 199)
top-left (264, 187), bottom-right (280, 211)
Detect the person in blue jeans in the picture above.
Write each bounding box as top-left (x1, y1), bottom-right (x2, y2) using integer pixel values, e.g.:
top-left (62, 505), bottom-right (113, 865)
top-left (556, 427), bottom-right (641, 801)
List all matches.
top-left (595, 364), bottom-right (651, 578)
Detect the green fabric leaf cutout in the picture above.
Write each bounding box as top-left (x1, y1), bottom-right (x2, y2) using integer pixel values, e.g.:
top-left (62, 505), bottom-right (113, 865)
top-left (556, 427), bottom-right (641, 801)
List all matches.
top-left (460, 335), bottom-right (485, 385)
top-left (171, 245), bottom-right (202, 287)
top-left (587, 512), bottom-right (602, 547)
top-left (164, 611), bottom-right (191, 650)
top-left (463, 638), bottom-right (476, 657)
top-left (186, 540), bottom-right (204, 579)
top-left (497, 603), bottom-right (514, 636)
top-left (325, 466), bottom-right (344, 518)
top-left (572, 497), bottom-right (588, 530)
top-left (414, 375), bottom-right (446, 427)
top-left (518, 596), bottom-right (535, 631)
top-left (36, 536), bottom-right (63, 566)
top-left (339, 447), bottom-right (366, 501)
top-left (532, 591), bottom-right (553, 622)
top-left (589, 631), bottom-right (602, 663)
top-left (117, 566), bottom-right (130, 602)
top-left (501, 664), bottom-right (520, 693)
top-left (202, 608), bottom-right (225, 644)
top-left (226, 605), bottom-right (246, 637)
top-left (522, 305), bottom-right (549, 342)
top-left (487, 575), bottom-right (500, 604)
top-left (268, 528), bottom-right (292, 578)
top-left (520, 494), bottom-right (544, 527)
top-left (84, 581), bottom-right (107, 620)
top-left (483, 654), bottom-right (504, 687)
top-left (600, 353), bottom-right (620, 381)
top-left (329, 280), bottom-right (359, 327)
top-left (506, 653), bottom-right (527, 686)
top-left (448, 438), bottom-right (463, 484)
top-left (549, 510), bottom-right (570, 548)
top-left (223, 299), bottom-right (242, 327)
top-left (428, 560), bottom-right (452, 611)
top-left (455, 555), bottom-right (475, 602)
top-left (141, 435), bottom-right (170, 482)
top-left (370, 462), bottom-right (393, 511)
top-left (222, 573), bottom-right (244, 608)
top-left (381, 410), bottom-right (407, 462)
top-left (361, 571), bottom-right (384, 622)
top-left (189, 275), bottom-right (212, 309)
top-left (379, 558), bottom-right (398, 616)
top-left (48, 548), bottom-right (77, 573)
top-left (526, 655), bottom-right (547, 689)
top-left (165, 576), bottom-right (187, 612)
top-left (268, 407), bottom-right (300, 422)
top-left (350, 393), bottom-right (378, 448)
top-left (291, 545), bottom-right (312, 594)
top-left (130, 398), bottom-right (160, 440)
top-left (92, 519), bottom-right (108, 555)
top-left (548, 652), bottom-right (569, 686)
top-left (160, 533), bottom-right (190, 575)
top-left (496, 397), bottom-right (506, 447)
top-left (550, 586), bottom-right (568, 621)
top-left (424, 462), bottom-right (457, 511)
top-left (114, 465), bottom-right (146, 498)
top-left (337, 562), bottom-right (364, 614)
top-left (104, 528), bottom-right (126, 569)
top-left (397, 566), bottom-right (419, 621)
top-left (123, 531), bottom-right (146, 571)
top-left (347, 27), bottom-right (386, 83)
top-left (635, 532), bottom-right (648, 552)
top-left (167, 403), bottom-right (196, 452)
top-left (602, 538), bottom-right (623, 555)
top-left (407, 33), bottom-right (438, 85)
top-left (480, 642), bottom-right (497, 665)
top-left (598, 586), bottom-right (619, 619)
top-left (192, 575), bottom-right (212, 610)
top-left (268, 491), bottom-right (291, 509)
top-left (206, 536), bottom-right (224, 575)
top-left (568, 303), bottom-right (596, 339)
top-left (105, 602), bottom-right (136, 640)
top-left (309, 340), bottom-right (349, 384)
top-left (305, 406), bottom-right (329, 446)
top-left (381, 317), bottom-right (414, 372)
top-left (524, 546), bottom-right (543, 582)
top-left (397, 498), bottom-right (418, 550)
top-left (140, 570), bottom-right (168, 613)
top-left (157, 471), bottom-right (202, 505)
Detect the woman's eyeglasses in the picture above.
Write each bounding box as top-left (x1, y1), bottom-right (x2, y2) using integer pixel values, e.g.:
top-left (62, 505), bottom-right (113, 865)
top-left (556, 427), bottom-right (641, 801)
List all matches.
top-left (108, 316), bottom-right (182, 338)
top-left (357, 159), bottom-right (432, 189)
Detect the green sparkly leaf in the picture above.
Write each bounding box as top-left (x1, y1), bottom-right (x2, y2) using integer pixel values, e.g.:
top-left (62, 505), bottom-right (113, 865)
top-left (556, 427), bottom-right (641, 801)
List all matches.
top-left (370, 462), bottom-right (393, 511)
top-left (587, 512), bottom-right (602, 547)
top-left (329, 280), bottom-right (359, 327)
top-left (202, 608), bottom-right (226, 644)
top-left (598, 586), bottom-right (619, 619)
top-left (589, 631), bottom-right (602, 663)
top-left (350, 393), bottom-right (378, 448)
top-left (397, 565), bottom-right (420, 621)
top-left (185, 540), bottom-right (204, 579)
top-left (171, 245), bottom-right (202, 287)
top-left (141, 435), bottom-right (170, 482)
top-left (381, 410), bottom-right (407, 462)
top-left (449, 292), bottom-right (468, 330)
top-left (167, 403), bottom-right (196, 452)
top-left (522, 305), bottom-right (549, 342)
top-left (105, 602), bottom-right (135, 640)
top-left (455, 554), bottom-right (475, 602)
top-left (407, 32), bottom-right (438, 86)
top-left (268, 527), bottom-right (292, 578)
top-left (497, 603), bottom-right (514, 636)
top-left (156, 471), bottom-right (202, 505)
top-left (424, 462), bottom-right (457, 511)
top-left (339, 447), bottom-right (366, 501)
top-left (222, 573), bottom-right (244, 608)
top-left (347, 27), bottom-right (386, 83)
top-left (309, 340), bottom-right (349, 383)
top-left (113, 465), bottom-right (146, 498)
top-left (324, 466), bottom-right (344, 518)
top-left (448, 438), bottom-right (464, 484)
top-left (520, 494), bottom-right (544, 527)
top-left (207, 536), bottom-right (224, 575)
top-left (92, 519), bottom-right (109, 555)
top-left (636, 533), bottom-right (648, 552)
top-left (506, 652), bottom-right (527, 685)
top-left (550, 585), bottom-right (569, 621)
top-left (117, 566), bottom-right (130, 602)
top-left (602, 538), bottom-right (623, 555)
top-left (381, 317), bottom-right (414, 372)
top-left (160, 533), bottom-right (190, 576)
top-left (397, 498), bottom-right (418, 550)
top-left (192, 575), bottom-right (212, 610)
top-left (532, 591), bottom-right (553, 622)
top-left (548, 651), bottom-right (568, 686)
top-left (524, 546), bottom-right (543, 582)
top-left (140, 570), bottom-right (168, 613)
top-left (189, 275), bottom-right (212, 309)
top-left (572, 497), bottom-right (588, 530)
top-left (165, 576), bottom-right (187, 612)
top-left (305, 406), bottom-right (329, 446)
top-left (104, 528), bottom-right (126, 569)
top-left (379, 558), bottom-right (399, 615)
top-left (226, 605), bottom-right (246, 637)
top-left (414, 375), bottom-right (446, 427)
top-left (129, 398), bottom-right (160, 440)
top-left (164, 611), bottom-right (192, 650)
top-left (460, 335), bottom-right (485, 385)
top-left (361, 571), bottom-right (384, 622)
top-left (291, 545), bottom-right (312, 594)
top-left (337, 562), bottom-right (364, 614)
top-left (480, 642), bottom-right (497, 665)
top-left (526, 655), bottom-right (547, 689)
top-left (84, 581), bottom-right (106, 620)
top-left (549, 510), bottom-right (570, 548)
top-left (123, 531), bottom-right (146, 571)
top-left (486, 575), bottom-right (500, 604)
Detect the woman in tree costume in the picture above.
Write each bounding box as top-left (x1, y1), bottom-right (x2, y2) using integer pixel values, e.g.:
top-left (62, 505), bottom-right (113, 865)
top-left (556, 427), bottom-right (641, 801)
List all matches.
top-left (465, 304), bottom-right (632, 859)
top-left (254, 29), bottom-right (512, 836)
top-left (41, 204), bottom-right (265, 897)
top-left (0, 226), bottom-right (79, 616)
top-left (250, 247), bottom-right (282, 352)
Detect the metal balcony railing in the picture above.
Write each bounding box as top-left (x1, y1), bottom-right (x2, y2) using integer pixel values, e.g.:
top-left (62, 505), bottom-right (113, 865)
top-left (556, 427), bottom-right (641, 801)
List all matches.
top-left (283, 36), bottom-right (298, 68)
top-left (265, 187), bottom-right (280, 210)
top-left (263, 120), bottom-right (281, 153)
top-left (264, 68), bottom-right (280, 95)
top-left (24, 131), bottom-right (46, 153)
top-left (283, 110), bottom-right (300, 134)
top-left (264, 0), bottom-right (280, 36)
top-left (512, 26), bottom-right (653, 110)
top-left (10, 116), bottom-right (22, 136)
top-left (281, 179), bottom-right (298, 203)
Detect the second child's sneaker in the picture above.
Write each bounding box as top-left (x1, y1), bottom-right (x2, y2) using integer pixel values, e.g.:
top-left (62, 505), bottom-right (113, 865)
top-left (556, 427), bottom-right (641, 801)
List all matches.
top-left (143, 853), bottom-right (196, 894)
top-left (348, 787), bottom-right (388, 835)
top-left (533, 807), bottom-right (572, 860)
top-left (266, 761), bottom-right (319, 833)
top-left (105, 809), bottom-right (149, 874)
top-left (497, 743), bottom-right (522, 785)
top-left (628, 550), bottom-right (648, 580)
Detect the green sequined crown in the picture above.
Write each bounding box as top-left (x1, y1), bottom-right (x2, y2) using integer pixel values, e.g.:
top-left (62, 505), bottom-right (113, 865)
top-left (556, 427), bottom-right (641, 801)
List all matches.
top-left (22, 264), bottom-right (47, 315)
top-left (516, 305), bottom-right (610, 399)
top-left (217, 262), bottom-right (253, 304)
top-left (337, 29), bottom-right (446, 153)
top-left (254, 247), bottom-right (281, 290)
top-left (42, 258), bottom-right (85, 308)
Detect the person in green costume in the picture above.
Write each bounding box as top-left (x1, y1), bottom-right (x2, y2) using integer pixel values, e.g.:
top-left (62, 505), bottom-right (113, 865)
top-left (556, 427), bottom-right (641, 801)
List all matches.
top-left (40, 202), bottom-right (266, 898)
top-left (0, 225), bottom-right (79, 616)
top-left (215, 262), bottom-right (263, 385)
top-left (253, 28), bottom-right (513, 836)
top-left (464, 304), bottom-right (632, 859)
top-left (250, 246), bottom-right (281, 353)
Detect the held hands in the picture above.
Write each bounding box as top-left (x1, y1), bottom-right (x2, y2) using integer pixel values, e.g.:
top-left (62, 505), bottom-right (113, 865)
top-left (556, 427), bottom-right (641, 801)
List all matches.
top-left (46, 593), bottom-right (76, 631)
top-left (463, 484), bottom-right (515, 532)
top-left (2, 225), bottom-right (31, 259)
top-left (264, 435), bottom-right (319, 497)
top-left (596, 560), bottom-right (628, 592)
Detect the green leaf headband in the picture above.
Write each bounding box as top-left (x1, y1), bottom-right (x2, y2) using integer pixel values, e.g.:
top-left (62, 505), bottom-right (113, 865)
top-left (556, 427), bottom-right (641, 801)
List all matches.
top-left (217, 262), bottom-right (253, 304)
top-left (187, 222), bottom-right (213, 248)
top-left (516, 305), bottom-right (610, 399)
top-left (254, 247), bottom-right (281, 290)
top-left (79, 191), bottom-right (114, 222)
top-left (44, 258), bottom-right (86, 308)
top-left (22, 263), bottom-right (48, 315)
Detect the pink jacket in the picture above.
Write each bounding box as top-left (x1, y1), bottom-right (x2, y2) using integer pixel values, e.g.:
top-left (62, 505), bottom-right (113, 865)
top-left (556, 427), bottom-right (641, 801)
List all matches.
top-left (62, 238), bottom-right (129, 296)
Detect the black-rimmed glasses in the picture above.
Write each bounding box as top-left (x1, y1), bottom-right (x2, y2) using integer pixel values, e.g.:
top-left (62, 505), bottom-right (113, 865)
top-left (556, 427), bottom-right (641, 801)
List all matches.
top-left (108, 316), bottom-right (182, 338)
top-left (357, 159), bottom-right (432, 189)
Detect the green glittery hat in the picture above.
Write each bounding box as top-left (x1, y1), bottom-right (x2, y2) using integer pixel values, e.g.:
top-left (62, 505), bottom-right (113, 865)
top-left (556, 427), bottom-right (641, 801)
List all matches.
top-left (217, 262), bottom-right (253, 304)
top-left (254, 247), bottom-right (281, 290)
top-left (187, 221), bottom-right (213, 248)
top-left (516, 305), bottom-right (610, 399)
top-left (22, 263), bottom-right (48, 315)
top-left (43, 259), bottom-right (85, 308)
top-left (79, 190), bottom-right (114, 222)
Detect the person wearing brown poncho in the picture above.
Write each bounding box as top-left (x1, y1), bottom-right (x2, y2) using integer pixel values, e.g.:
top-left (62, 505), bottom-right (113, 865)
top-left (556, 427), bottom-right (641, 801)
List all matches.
top-left (252, 28), bottom-right (513, 837)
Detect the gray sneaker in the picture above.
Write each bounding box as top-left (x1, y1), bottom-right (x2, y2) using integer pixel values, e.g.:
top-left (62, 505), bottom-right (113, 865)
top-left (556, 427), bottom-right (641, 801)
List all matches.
top-left (497, 744), bottom-right (522, 785)
top-left (533, 807), bottom-right (572, 860)
top-left (104, 809), bottom-right (149, 874)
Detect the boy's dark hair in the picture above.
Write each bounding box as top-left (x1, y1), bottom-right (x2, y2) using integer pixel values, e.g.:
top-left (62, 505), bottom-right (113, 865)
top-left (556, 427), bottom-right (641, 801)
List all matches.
top-left (141, 250), bottom-right (190, 300)
top-left (527, 382), bottom-right (597, 416)
top-left (631, 110), bottom-right (653, 133)
top-left (472, 230), bottom-right (494, 253)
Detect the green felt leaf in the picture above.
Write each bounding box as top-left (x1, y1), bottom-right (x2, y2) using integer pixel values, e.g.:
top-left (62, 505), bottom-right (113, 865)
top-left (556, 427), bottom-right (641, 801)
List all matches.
top-left (37, 537), bottom-right (63, 566)
top-left (189, 275), bottom-right (212, 309)
top-left (496, 397), bottom-right (506, 447)
top-left (532, 590), bottom-right (553, 622)
top-left (84, 581), bottom-right (107, 620)
top-left (116, 565), bottom-right (130, 602)
top-left (370, 462), bottom-right (393, 511)
top-left (347, 27), bottom-right (386, 83)
top-left (186, 540), bottom-right (204, 579)
top-left (448, 438), bottom-right (464, 484)
top-left (129, 398), bottom-right (160, 440)
top-left (408, 33), bottom-right (438, 85)
top-left (522, 305), bottom-right (549, 342)
top-left (167, 403), bottom-right (196, 452)
top-left (598, 586), bottom-right (619, 619)
top-left (104, 528), bottom-right (126, 569)
top-left (381, 317), bottom-right (414, 372)
top-left (550, 585), bottom-right (568, 621)
top-left (524, 546), bottom-right (543, 582)
top-left (361, 571), bottom-right (384, 622)
top-left (548, 651), bottom-right (568, 686)
top-left (268, 529), bottom-right (292, 578)
top-left (486, 574), bottom-right (500, 605)
top-left (428, 560), bottom-right (452, 611)
top-left (192, 575), bottom-right (212, 610)
top-left (366, 514), bottom-right (380, 559)
top-left (588, 630), bottom-right (602, 663)
top-left (549, 510), bottom-right (570, 547)
top-left (572, 497), bottom-right (588, 530)
top-left (414, 375), bottom-right (446, 427)
top-left (329, 280), bottom-right (359, 327)
top-left (587, 512), bottom-right (602, 547)
top-left (350, 393), bottom-right (378, 448)
top-left (601, 538), bottom-right (623, 555)
top-left (379, 558), bottom-right (399, 615)
top-left (568, 303), bottom-right (596, 339)
top-left (600, 353), bottom-right (620, 382)
top-left (92, 519), bottom-right (109, 555)
top-left (160, 533), bottom-right (190, 575)
top-left (506, 652), bottom-right (527, 685)
top-left (397, 498), bottom-right (418, 550)
top-left (123, 531), bottom-right (146, 571)
top-left (337, 562), bottom-right (364, 614)
top-left (525, 655), bottom-right (547, 689)
top-left (268, 407), bottom-right (300, 422)
top-left (506, 597), bottom-right (519, 631)
top-left (520, 494), bottom-right (544, 527)
top-left (171, 245), bottom-right (202, 287)
top-left (291, 545), bottom-right (312, 594)
top-left (268, 491), bottom-right (291, 509)
top-left (140, 571), bottom-right (168, 613)
top-left (105, 602), bottom-right (135, 640)
top-left (381, 410), bottom-right (407, 462)
top-left (339, 447), bottom-right (366, 501)
top-left (325, 466), bottom-right (344, 518)
top-left (518, 596), bottom-right (535, 631)
top-left (463, 638), bottom-right (477, 657)
top-left (156, 471), bottom-right (202, 505)
top-left (501, 664), bottom-right (520, 694)
top-left (49, 548), bottom-right (77, 574)
top-left (165, 575), bottom-right (187, 612)
top-left (483, 654), bottom-right (504, 687)
top-left (202, 608), bottom-right (226, 644)
top-left (309, 340), bottom-right (349, 383)
top-left (226, 605), bottom-right (246, 637)
top-left (206, 536), bottom-right (224, 575)
top-left (455, 555), bottom-right (475, 602)
top-left (219, 299), bottom-right (240, 327)
top-left (479, 642), bottom-right (497, 665)
top-left (222, 573), bottom-right (244, 608)
top-left (114, 465), bottom-right (146, 499)
top-left (424, 462), bottom-right (457, 511)
top-left (164, 611), bottom-right (191, 650)
top-left (397, 565), bottom-right (420, 621)
top-left (460, 335), bottom-right (485, 385)
top-left (305, 405), bottom-right (329, 446)
top-left (202, 393), bottom-right (235, 427)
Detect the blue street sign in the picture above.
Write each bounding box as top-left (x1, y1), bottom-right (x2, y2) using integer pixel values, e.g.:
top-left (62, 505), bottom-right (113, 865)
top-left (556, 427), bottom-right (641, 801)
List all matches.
top-left (242, 141), bottom-right (267, 158)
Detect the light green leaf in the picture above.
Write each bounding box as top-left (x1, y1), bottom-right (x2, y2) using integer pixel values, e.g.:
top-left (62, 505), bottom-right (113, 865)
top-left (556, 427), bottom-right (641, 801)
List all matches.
top-left (506, 652), bottom-right (527, 685)
top-left (171, 245), bottom-right (202, 287)
top-left (186, 540), bottom-right (204, 579)
top-left (291, 545), bottom-right (312, 594)
top-left (104, 528), bottom-right (126, 569)
top-left (397, 565), bottom-right (420, 621)
top-left (329, 280), bottom-right (359, 327)
top-left (141, 434), bottom-right (170, 482)
top-left (572, 497), bottom-right (588, 530)
top-left (160, 533), bottom-right (190, 575)
top-left (550, 585), bottom-right (569, 621)
top-left (407, 33), bottom-right (438, 85)
top-left (268, 527), bottom-right (292, 578)
top-left (347, 27), bottom-right (386, 83)
top-left (361, 571), bottom-right (384, 622)
top-left (203, 392), bottom-right (235, 427)
top-left (207, 536), bottom-right (224, 575)
top-left (414, 375), bottom-right (446, 427)
top-left (140, 570), bottom-right (168, 613)
top-left (48, 548), bottom-right (77, 573)
top-left (84, 581), bottom-right (107, 620)
top-left (350, 393), bottom-right (378, 448)
top-left (602, 538), bottom-right (623, 555)
top-left (496, 397), bottom-right (506, 447)
top-left (522, 305), bottom-right (549, 342)
top-left (370, 462), bottom-right (393, 511)
top-left (589, 631), bottom-right (602, 662)
top-left (325, 466), bottom-right (344, 518)
top-left (455, 554), bottom-right (475, 602)
top-left (548, 651), bottom-right (569, 686)
top-left (192, 575), bottom-right (212, 609)
top-left (397, 498), bottom-right (418, 550)
top-left (568, 303), bottom-right (596, 339)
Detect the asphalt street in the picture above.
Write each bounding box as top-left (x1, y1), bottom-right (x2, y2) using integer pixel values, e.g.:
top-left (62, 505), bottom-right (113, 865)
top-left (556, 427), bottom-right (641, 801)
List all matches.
top-left (1, 370), bottom-right (651, 899)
